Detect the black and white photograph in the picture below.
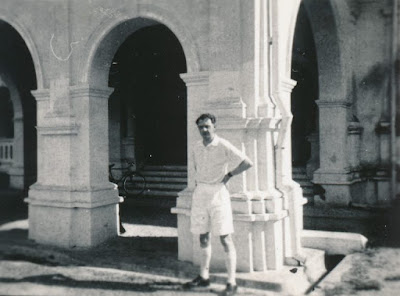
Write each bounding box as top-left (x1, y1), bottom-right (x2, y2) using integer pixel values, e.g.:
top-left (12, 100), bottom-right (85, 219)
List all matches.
top-left (0, 0), bottom-right (399, 295)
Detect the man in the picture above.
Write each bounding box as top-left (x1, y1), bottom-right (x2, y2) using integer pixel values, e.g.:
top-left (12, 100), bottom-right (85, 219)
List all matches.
top-left (183, 113), bottom-right (253, 296)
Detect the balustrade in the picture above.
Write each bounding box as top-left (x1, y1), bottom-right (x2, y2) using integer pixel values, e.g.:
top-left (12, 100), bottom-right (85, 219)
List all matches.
top-left (0, 138), bottom-right (14, 171)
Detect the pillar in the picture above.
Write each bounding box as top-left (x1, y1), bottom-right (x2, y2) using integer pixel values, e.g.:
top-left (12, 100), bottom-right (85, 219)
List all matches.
top-left (313, 100), bottom-right (354, 205)
top-left (26, 84), bottom-right (120, 248)
top-left (172, 71), bottom-right (209, 262)
top-left (172, 0), bottom-right (306, 272)
top-left (306, 132), bottom-right (319, 180)
top-left (9, 112), bottom-right (24, 189)
top-left (121, 103), bottom-right (136, 163)
top-left (108, 91), bottom-right (122, 165)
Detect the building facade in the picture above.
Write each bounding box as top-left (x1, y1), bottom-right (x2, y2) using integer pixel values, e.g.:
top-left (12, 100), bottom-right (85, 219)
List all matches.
top-left (0, 0), bottom-right (398, 271)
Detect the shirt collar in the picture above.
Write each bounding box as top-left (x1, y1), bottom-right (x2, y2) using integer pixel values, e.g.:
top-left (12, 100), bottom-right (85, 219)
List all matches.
top-left (207, 135), bottom-right (219, 147)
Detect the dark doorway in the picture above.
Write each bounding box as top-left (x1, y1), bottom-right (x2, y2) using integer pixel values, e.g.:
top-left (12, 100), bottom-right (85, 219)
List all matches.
top-left (0, 87), bottom-right (13, 138)
top-left (0, 20), bottom-right (37, 191)
top-left (109, 24), bottom-right (187, 166)
top-left (291, 4), bottom-right (319, 167)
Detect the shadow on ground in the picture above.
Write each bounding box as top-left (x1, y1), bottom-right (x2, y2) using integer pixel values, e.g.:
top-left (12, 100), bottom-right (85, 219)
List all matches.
top-left (0, 273), bottom-right (185, 293)
top-left (1, 188), bottom-right (400, 249)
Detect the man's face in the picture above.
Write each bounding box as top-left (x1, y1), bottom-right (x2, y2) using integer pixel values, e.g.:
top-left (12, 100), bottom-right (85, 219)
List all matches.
top-left (197, 118), bottom-right (216, 141)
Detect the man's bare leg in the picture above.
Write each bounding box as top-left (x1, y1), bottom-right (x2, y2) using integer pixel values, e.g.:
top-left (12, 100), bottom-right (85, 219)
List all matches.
top-left (200, 232), bottom-right (212, 279)
top-left (220, 234), bottom-right (236, 285)
top-left (183, 232), bottom-right (211, 289)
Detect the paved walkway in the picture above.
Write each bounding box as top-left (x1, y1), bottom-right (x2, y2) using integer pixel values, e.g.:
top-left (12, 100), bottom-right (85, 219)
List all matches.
top-left (0, 189), bottom-right (276, 295)
top-left (1, 188), bottom-right (400, 295)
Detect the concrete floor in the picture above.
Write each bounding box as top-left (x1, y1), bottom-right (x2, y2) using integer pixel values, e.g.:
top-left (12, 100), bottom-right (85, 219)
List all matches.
top-left (1, 188), bottom-right (400, 295)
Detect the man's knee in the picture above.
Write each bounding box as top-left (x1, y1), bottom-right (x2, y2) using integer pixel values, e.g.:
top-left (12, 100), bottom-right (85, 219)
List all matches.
top-left (200, 233), bottom-right (210, 248)
top-left (219, 234), bottom-right (234, 252)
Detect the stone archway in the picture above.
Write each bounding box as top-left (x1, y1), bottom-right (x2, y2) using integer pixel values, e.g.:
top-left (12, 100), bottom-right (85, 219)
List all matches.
top-left (294, 0), bottom-right (352, 205)
top-left (84, 6), bottom-right (200, 87)
top-left (85, 10), bottom-right (201, 199)
top-left (108, 24), bottom-right (187, 167)
top-left (0, 11), bottom-right (43, 89)
top-left (291, 3), bottom-right (319, 200)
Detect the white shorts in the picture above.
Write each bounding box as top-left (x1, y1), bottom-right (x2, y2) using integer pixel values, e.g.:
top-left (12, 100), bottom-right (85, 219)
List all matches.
top-left (190, 183), bottom-right (234, 236)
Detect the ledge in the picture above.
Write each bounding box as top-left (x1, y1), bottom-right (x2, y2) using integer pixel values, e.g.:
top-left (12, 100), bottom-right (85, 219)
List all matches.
top-left (302, 229), bottom-right (367, 255)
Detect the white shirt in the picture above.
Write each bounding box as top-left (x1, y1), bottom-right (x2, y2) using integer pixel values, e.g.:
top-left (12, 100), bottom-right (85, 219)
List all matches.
top-left (192, 135), bottom-right (247, 184)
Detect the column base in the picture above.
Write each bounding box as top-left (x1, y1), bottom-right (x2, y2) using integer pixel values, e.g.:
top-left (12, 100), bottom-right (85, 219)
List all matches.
top-left (313, 169), bottom-right (362, 206)
top-left (9, 166), bottom-right (25, 190)
top-left (172, 206), bottom-right (290, 272)
top-left (172, 186), bottom-right (296, 272)
top-left (26, 183), bottom-right (121, 248)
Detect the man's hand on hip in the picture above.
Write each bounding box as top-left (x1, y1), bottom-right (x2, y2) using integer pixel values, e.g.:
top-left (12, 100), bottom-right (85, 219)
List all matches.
top-left (221, 172), bottom-right (233, 185)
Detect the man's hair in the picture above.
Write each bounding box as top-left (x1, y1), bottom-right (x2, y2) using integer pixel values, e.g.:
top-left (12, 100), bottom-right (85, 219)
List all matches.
top-left (196, 113), bottom-right (216, 125)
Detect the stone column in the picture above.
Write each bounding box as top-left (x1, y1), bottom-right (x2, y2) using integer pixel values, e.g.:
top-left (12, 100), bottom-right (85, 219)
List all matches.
top-left (172, 0), bottom-right (306, 272)
top-left (313, 100), bottom-right (354, 205)
top-left (306, 132), bottom-right (319, 180)
top-left (172, 71), bottom-right (209, 262)
top-left (347, 122), bottom-right (362, 170)
top-left (108, 92), bottom-right (122, 166)
top-left (375, 121), bottom-right (391, 204)
top-left (273, 78), bottom-right (305, 265)
top-left (121, 103), bottom-right (136, 164)
top-left (9, 112), bottom-right (24, 189)
top-left (27, 84), bottom-right (120, 248)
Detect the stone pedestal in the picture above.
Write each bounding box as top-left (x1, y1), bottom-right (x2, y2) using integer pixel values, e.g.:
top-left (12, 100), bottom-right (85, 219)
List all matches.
top-left (173, 191), bottom-right (289, 272)
top-left (28, 184), bottom-right (120, 247)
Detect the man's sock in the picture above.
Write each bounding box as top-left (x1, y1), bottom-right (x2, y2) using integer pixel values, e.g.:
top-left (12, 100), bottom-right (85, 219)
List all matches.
top-left (200, 244), bottom-right (211, 279)
top-left (224, 247), bottom-right (237, 285)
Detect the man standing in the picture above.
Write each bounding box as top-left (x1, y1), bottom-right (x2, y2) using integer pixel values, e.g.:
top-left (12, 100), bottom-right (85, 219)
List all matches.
top-left (183, 113), bottom-right (253, 296)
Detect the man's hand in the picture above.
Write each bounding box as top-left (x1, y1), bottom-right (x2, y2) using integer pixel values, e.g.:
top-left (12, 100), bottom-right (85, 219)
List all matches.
top-left (221, 172), bottom-right (233, 185)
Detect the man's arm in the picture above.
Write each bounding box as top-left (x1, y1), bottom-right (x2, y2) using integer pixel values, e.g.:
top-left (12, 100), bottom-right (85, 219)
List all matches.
top-left (221, 158), bottom-right (253, 184)
top-left (190, 149), bottom-right (197, 187)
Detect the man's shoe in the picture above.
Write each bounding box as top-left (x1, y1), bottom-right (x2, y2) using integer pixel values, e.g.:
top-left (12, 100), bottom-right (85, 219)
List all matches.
top-left (182, 275), bottom-right (210, 289)
top-left (222, 283), bottom-right (238, 296)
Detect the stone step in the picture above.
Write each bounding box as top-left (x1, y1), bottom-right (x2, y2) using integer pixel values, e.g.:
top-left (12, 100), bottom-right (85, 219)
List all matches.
top-left (145, 176), bottom-right (187, 183)
top-left (302, 229), bottom-right (368, 255)
top-left (292, 166), bottom-right (307, 173)
top-left (292, 166), bottom-right (315, 198)
top-left (295, 178), bottom-right (314, 187)
top-left (142, 189), bottom-right (180, 197)
top-left (145, 182), bottom-right (187, 191)
top-left (143, 165), bottom-right (187, 172)
top-left (141, 170), bottom-right (188, 177)
top-left (211, 248), bottom-right (326, 295)
top-left (132, 166), bottom-right (189, 199)
top-left (303, 247), bottom-right (327, 284)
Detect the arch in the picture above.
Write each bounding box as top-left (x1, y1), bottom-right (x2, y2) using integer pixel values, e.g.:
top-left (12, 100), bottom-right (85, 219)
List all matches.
top-left (284, 0), bottom-right (302, 77)
top-left (0, 72), bottom-right (23, 118)
top-left (301, 0), bottom-right (346, 100)
top-left (0, 10), bottom-right (43, 89)
top-left (83, 4), bottom-right (201, 86)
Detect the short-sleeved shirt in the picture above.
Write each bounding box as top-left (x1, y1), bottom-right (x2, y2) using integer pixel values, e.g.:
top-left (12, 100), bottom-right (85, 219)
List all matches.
top-left (192, 135), bottom-right (247, 184)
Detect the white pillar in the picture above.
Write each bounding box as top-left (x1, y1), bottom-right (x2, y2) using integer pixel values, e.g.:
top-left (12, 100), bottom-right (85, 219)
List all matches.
top-left (172, 0), bottom-right (307, 272)
top-left (172, 71), bottom-right (209, 262)
top-left (274, 78), bottom-right (305, 263)
top-left (27, 84), bottom-right (120, 248)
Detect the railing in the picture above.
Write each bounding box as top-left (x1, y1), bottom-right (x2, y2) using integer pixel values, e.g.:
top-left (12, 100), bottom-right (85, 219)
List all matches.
top-left (0, 138), bottom-right (14, 170)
